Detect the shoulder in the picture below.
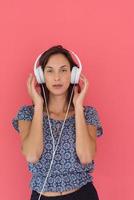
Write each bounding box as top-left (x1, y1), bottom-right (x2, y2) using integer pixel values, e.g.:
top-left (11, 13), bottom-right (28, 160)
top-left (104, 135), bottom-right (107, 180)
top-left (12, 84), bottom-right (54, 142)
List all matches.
top-left (12, 104), bottom-right (34, 133)
top-left (19, 104), bottom-right (34, 112)
top-left (83, 105), bottom-right (97, 114)
top-left (19, 104), bottom-right (34, 111)
top-left (83, 105), bottom-right (103, 137)
top-left (17, 104), bottom-right (34, 118)
top-left (83, 104), bottom-right (100, 121)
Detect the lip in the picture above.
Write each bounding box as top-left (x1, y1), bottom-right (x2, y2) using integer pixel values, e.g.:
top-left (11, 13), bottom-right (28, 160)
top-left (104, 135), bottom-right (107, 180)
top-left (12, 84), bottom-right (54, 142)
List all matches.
top-left (53, 84), bottom-right (63, 86)
top-left (52, 84), bottom-right (63, 89)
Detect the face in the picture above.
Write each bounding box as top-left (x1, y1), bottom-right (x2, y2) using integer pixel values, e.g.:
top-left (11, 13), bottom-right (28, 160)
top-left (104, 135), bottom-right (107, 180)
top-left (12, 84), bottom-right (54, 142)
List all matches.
top-left (44, 53), bottom-right (71, 95)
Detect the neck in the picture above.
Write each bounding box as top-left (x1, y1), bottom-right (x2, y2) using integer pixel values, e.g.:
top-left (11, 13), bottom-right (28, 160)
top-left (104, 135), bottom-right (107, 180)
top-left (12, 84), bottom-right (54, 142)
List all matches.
top-left (44, 92), bottom-right (73, 114)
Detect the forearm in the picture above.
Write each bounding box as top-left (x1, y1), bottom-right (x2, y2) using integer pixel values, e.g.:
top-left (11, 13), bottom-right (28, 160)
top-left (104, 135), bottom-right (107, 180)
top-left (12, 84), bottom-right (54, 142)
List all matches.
top-left (22, 105), bottom-right (44, 163)
top-left (75, 104), bottom-right (96, 164)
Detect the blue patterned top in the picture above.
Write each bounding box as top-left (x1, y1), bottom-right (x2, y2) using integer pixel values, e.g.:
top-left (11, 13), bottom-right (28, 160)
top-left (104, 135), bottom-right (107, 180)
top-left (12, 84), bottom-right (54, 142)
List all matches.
top-left (11, 104), bottom-right (103, 193)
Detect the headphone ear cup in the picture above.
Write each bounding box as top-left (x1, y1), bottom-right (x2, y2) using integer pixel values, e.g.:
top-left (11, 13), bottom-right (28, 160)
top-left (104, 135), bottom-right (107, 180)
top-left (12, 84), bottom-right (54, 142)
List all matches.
top-left (71, 66), bottom-right (80, 84)
top-left (34, 66), bottom-right (45, 84)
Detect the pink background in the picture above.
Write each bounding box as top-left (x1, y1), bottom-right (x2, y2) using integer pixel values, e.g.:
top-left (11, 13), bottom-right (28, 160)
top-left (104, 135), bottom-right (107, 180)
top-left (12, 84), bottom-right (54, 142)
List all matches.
top-left (1, 0), bottom-right (134, 199)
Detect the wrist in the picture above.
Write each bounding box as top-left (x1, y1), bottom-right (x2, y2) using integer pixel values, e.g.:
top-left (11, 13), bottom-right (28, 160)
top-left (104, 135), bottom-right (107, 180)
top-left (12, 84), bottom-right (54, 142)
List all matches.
top-left (74, 103), bottom-right (84, 110)
top-left (34, 104), bottom-right (43, 111)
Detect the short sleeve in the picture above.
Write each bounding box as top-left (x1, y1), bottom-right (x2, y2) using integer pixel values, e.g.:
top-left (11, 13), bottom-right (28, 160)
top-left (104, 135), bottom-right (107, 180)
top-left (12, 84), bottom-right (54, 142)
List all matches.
top-left (11, 105), bottom-right (34, 133)
top-left (84, 106), bottom-right (103, 137)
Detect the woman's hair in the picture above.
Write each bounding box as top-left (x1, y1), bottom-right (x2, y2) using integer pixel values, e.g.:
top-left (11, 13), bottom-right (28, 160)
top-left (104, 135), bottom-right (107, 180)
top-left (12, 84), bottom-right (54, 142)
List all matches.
top-left (34, 45), bottom-right (81, 111)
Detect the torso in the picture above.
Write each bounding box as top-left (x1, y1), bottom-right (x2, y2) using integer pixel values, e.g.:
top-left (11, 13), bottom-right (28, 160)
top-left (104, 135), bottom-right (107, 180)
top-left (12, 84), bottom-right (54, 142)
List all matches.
top-left (43, 106), bottom-right (75, 121)
top-left (41, 106), bottom-right (78, 196)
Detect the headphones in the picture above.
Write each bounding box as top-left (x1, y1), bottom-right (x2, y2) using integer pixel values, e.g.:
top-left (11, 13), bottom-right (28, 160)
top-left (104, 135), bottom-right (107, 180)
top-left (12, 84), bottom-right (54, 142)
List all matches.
top-left (32, 48), bottom-right (83, 200)
top-left (33, 49), bottom-right (82, 85)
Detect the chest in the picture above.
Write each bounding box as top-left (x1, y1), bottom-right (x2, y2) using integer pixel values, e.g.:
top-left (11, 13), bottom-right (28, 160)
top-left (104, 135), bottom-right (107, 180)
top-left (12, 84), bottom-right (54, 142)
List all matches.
top-left (42, 118), bottom-right (76, 157)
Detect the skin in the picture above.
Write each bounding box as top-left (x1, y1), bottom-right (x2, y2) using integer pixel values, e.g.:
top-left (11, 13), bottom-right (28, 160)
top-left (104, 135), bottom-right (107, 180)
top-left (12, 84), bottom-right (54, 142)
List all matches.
top-left (44, 53), bottom-right (89, 110)
top-left (27, 53), bottom-right (89, 114)
top-left (27, 53), bottom-right (91, 196)
top-left (43, 53), bottom-right (73, 114)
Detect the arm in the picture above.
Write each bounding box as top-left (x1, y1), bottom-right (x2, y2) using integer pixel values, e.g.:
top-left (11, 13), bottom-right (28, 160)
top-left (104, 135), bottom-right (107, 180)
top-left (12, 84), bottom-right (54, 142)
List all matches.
top-left (75, 104), bottom-right (97, 165)
top-left (19, 105), bottom-right (44, 163)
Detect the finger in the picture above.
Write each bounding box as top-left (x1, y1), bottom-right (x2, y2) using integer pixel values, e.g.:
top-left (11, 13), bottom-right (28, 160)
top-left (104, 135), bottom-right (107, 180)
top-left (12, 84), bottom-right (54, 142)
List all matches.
top-left (80, 73), bottom-right (84, 76)
top-left (81, 78), bottom-right (88, 91)
top-left (80, 74), bottom-right (88, 84)
top-left (27, 74), bottom-right (33, 85)
top-left (79, 76), bottom-right (84, 82)
top-left (31, 76), bottom-right (36, 90)
top-left (80, 73), bottom-right (85, 78)
top-left (80, 73), bottom-right (86, 80)
top-left (31, 76), bottom-right (39, 94)
top-left (80, 74), bottom-right (88, 83)
top-left (34, 77), bottom-right (40, 90)
top-left (27, 74), bottom-right (32, 94)
top-left (79, 77), bottom-right (86, 85)
top-left (34, 77), bottom-right (39, 87)
top-left (81, 75), bottom-right (87, 81)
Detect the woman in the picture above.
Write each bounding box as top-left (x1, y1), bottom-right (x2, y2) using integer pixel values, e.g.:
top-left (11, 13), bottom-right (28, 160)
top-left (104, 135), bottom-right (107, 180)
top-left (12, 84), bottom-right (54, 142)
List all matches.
top-left (12, 45), bottom-right (103, 200)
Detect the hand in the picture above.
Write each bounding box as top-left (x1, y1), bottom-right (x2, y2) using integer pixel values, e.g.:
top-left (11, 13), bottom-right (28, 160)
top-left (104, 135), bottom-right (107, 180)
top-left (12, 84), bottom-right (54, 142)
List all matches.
top-left (27, 73), bottom-right (44, 106)
top-left (73, 73), bottom-right (89, 107)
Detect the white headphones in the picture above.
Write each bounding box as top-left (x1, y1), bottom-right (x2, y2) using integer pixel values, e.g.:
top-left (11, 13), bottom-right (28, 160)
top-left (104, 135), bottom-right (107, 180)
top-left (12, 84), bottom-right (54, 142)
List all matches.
top-left (33, 49), bottom-right (82, 84)
top-left (32, 48), bottom-right (83, 200)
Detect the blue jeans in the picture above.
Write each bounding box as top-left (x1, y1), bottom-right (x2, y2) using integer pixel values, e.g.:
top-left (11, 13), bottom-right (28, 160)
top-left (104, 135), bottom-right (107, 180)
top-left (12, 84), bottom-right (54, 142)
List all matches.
top-left (30, 181), bottom-right (99, 200)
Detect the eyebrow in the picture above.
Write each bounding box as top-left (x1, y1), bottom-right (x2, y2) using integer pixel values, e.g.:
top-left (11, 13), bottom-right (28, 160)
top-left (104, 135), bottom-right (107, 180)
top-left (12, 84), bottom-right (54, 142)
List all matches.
top-left (45, 65), bottom-right (69, 69)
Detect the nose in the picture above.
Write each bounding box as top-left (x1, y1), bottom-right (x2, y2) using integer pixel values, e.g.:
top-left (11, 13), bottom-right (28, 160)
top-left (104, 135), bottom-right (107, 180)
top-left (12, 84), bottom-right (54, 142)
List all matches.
top-left (54, 73), bottom-right (60, 81)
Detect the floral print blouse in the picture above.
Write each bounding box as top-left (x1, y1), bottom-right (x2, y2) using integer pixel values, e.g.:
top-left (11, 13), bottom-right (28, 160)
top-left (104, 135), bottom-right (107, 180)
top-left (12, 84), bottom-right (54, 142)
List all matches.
top-left (12, 104), bottom-right (103, 193)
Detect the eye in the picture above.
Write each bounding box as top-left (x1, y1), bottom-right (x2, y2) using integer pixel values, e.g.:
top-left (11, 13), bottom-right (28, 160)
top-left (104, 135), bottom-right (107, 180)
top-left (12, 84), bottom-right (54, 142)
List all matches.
top-left (62, 69), bottom-right (67, 72)
top-left (47, 70), bottom-right (52, 72)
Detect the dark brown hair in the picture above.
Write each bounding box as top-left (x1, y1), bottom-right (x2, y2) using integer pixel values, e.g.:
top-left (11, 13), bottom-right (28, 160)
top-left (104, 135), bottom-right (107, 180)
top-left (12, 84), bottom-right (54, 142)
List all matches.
top-left (35, 45), bottom-right (81, 112)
